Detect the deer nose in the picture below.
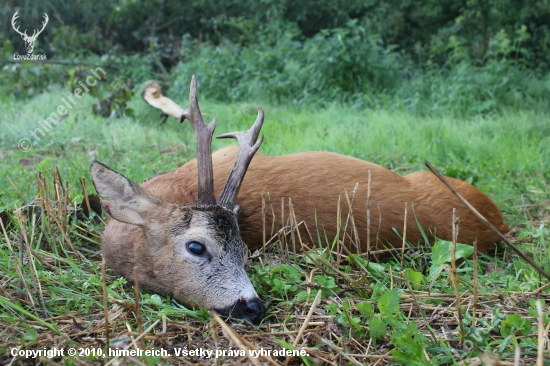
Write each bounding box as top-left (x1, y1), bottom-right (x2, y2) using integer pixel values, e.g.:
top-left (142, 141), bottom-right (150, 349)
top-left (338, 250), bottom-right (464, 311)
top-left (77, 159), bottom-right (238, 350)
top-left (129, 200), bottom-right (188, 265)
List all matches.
top-left (240, 297), bottom-right (266, 325)
top-left (216, 297), bottom-right (266, 325)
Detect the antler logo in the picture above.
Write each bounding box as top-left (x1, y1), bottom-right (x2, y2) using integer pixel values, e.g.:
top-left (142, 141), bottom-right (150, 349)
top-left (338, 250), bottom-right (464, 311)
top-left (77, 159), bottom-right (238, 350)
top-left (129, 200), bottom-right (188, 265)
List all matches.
top-left (11, 11), bottom-right (49, 54)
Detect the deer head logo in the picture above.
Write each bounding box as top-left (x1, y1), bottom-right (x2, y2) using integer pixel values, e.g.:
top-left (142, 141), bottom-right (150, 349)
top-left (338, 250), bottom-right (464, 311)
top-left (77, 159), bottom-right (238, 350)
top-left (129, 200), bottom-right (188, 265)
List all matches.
top-left (11, 11), bottom-right (49, 54)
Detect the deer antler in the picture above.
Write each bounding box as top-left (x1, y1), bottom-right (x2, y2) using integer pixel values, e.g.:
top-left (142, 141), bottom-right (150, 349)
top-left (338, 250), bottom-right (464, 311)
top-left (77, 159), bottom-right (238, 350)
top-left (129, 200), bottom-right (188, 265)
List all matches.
top-left (185, 75), bottom-right (216, 205)
top-left (217, 108), bottom-right (264, 210)
top-left (11, 11), bottom-right (26, 37)
top-left (33, 13), bottom-right (49, 38)
top-left (11, 12), bottom-right (48, 38)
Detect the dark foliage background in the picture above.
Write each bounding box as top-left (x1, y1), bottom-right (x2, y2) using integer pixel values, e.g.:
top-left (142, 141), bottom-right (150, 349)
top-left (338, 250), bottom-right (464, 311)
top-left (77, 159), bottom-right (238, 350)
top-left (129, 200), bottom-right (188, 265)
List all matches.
top-left (1, 0), bottom-right (549, 115)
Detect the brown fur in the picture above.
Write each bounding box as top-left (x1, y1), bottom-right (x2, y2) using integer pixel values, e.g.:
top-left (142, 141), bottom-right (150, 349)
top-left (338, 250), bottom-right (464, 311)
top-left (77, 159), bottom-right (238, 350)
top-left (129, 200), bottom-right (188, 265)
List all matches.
top-left (92, 161), bottom-right (260, 314)
top-left (103, 145), bottom-right (509, 264)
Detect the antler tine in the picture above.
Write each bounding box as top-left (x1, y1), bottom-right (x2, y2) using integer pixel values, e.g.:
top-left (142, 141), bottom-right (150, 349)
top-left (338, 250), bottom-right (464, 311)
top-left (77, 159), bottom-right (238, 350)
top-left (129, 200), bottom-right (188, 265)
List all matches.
top-left (11, 11), bottom-right (26, 36)
top-left (187, 75), bottom-right (216, 205)
top-left (38, 13), bottom-right (49, 33)
top-left (31, 13), bottom-right (48, 38)
top-left (216, 108), bottom-right (265, 210)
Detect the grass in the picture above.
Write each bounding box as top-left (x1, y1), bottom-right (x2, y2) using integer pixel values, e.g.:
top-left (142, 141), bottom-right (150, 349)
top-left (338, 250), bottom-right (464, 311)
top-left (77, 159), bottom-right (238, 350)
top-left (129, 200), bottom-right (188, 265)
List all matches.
top-left (0, 85), bottom-right (549, 365)
top-left (1, 85), bottom-right (548, 205)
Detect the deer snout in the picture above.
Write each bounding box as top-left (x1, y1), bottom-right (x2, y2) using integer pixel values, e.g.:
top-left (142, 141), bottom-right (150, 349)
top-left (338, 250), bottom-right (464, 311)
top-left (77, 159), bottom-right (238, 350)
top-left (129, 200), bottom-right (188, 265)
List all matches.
top-left (216, 297), bottom-right (266, 325)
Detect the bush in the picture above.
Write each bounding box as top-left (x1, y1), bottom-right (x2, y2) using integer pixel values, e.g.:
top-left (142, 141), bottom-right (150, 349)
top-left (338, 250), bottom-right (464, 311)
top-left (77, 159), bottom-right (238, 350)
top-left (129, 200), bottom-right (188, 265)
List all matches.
top-left (172, 21), bottom-right (401, 106)
top-left (3, 0), bottom-right (549, 117)
top-left (395, 26), bottom-right (550, 116)
top-left (169, 19), bottom-right (549, 117)
top-left (0, 45), bottom-right (66, 99)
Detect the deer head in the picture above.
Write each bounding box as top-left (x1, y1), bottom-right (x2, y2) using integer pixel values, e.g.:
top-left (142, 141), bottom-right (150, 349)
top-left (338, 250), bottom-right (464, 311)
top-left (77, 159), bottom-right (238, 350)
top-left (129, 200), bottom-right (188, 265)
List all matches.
top-left (91, 76), bottom-right (266, 324)
top-left (11, 11), bottom-right (49, 54)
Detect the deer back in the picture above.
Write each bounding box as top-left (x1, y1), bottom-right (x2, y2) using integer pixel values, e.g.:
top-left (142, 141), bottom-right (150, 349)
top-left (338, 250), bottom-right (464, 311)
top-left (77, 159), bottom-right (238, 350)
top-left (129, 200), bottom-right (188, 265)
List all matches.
top-left (102, 145), bottom-right (508, 264)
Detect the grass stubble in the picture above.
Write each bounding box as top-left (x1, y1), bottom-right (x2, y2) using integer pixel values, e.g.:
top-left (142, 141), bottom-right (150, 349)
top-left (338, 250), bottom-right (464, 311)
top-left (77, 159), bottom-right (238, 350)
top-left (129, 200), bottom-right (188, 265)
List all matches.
top-left (0, 161), bottom-right (548, 365)
top-left (0, 89), bottom-right (549, 365)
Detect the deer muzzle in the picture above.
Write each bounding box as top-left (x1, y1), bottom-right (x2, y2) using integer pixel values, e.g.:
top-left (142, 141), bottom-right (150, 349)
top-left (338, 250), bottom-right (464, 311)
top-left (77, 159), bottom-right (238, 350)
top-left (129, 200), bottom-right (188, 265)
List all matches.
top-left (215, 296), bottom-right (266, 325)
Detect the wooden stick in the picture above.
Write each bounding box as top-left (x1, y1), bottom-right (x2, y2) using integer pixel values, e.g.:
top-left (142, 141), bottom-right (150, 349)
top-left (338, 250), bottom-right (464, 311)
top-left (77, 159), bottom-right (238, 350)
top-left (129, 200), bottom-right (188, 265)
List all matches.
top-left (1, 218), bottom-right (34, 307)
top-left (101, 260), bottom-right (110, 349)
top-left (312, 334), bottom-right (363, 366)
top-left (472, 239), bottom-right (478, 327)
top-left (283, 290), bottom-right (322, 366)
top-left (401, 203), bottom-right (407, 268)
top-left (0, 59), bottom-right (97, 66)
top-left (450, 208), bottom-right (465, 349)
top-left (104, 320), bottom-right (160, 366)
top-left (425, 161), bottom-right (550, 281)
top-left (261, 193), bottom-right (266, 254)
top-left (366, 170), bottom-right (372, 255)
top-left (133, 266), bottom-right (143, 336)
top-left (536, 300), bottom-right (544, 366)
top-left (211, 312), bottom-right (278, 366)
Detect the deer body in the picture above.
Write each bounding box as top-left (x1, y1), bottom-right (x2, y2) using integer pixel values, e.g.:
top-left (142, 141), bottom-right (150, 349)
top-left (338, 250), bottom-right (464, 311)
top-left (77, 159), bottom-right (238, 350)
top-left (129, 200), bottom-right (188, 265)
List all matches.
top-left (103, 145), bottom-right (508, 262)
top-left (94, 77), bottom-right (508, 325)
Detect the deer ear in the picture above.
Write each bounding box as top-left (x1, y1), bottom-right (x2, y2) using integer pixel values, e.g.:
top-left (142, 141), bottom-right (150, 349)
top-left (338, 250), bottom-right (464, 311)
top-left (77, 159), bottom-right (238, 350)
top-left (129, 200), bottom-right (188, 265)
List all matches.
top-left (90, 161), bottom-right (166, 226)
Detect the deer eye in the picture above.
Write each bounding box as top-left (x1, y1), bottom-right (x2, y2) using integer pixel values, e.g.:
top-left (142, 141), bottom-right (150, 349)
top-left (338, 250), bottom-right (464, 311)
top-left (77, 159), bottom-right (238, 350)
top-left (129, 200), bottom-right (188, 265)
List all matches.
top-left (187, 242), bottom-right (206, 256)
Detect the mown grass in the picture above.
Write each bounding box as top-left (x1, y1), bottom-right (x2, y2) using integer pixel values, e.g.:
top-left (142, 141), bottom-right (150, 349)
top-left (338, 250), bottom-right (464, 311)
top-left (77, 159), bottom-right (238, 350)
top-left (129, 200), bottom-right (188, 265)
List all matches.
top-left (0, 85), bottom-right (549, 365)
top-left (1, 85), bottom-right (548, 206)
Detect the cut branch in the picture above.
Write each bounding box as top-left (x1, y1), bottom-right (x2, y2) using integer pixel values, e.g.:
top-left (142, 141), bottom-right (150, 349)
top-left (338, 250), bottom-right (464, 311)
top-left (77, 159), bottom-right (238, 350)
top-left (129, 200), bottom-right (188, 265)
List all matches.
top-left (425, 160), bottom-right (550, 281)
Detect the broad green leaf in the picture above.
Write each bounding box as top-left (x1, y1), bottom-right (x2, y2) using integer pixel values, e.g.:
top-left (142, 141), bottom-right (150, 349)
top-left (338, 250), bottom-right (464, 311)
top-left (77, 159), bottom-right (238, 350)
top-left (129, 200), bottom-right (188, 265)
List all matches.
top-left (347, 254), bottom-right (386, 278)
top-left (25, 328), bottom-right (37, 342)
top-left (313, 275), bottom-right (338, 297)
top-left (432, 240), bottom-right (474, 266)
top-left (143, 294), bottom-right (163, 307)
top-left (324, 303), bottom-right (339, 315)
top-left (429, 240), bottom-right (474, 282)
top-left (342, 299), bottom-right (350, 310)
top-left (337, 313), bottom-right (361, 329)
top-left (404, 268), bottom-right (424, 290)
top-left (500, 313), bottom-right (532, 337)
top-left (356, 301), bottom-right (373, 317)
top-left (390, 322), bottom-right (427, 364)
top-left (377, 289), bottom-right (400, 316)
top-left (296, 290), bottom-right (309, 301)
top-left (369, 314), bottom-right (386, 340)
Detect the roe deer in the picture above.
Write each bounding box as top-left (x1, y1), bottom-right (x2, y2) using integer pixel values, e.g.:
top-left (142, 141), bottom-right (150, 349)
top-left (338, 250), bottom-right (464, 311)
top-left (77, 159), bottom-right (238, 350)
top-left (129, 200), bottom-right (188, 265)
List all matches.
top-left (105, 147), bottom-right (508, 257)
top-left (91, 76), bottom-right (266, 324)
top-left (94, 78), bottom-right (509, 325)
